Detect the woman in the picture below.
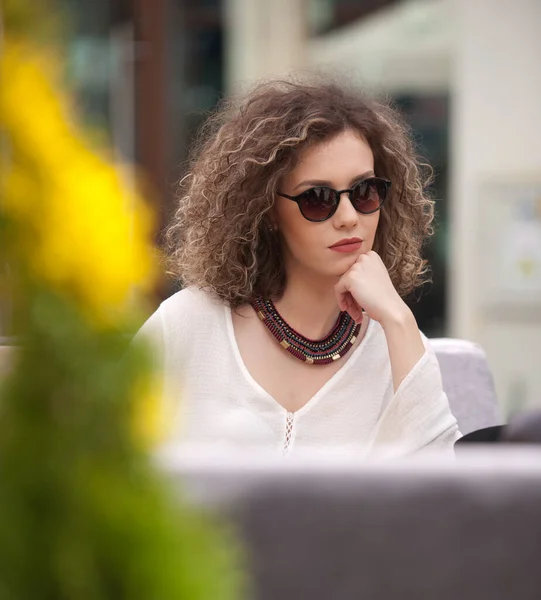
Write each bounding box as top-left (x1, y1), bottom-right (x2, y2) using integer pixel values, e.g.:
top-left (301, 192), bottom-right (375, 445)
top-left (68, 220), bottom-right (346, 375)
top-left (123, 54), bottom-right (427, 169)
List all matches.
top-left (137, 78), bottom-right (461, 457)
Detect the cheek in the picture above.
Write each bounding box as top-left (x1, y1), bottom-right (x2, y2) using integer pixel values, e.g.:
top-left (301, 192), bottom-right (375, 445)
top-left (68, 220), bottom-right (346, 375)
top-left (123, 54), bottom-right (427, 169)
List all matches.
top-left (275, 199), bottom-right (309, 244)
top-left (365, 212), bottom-right (381, 243)
top-left (276, 206), bottom-right (323, 259)
top-left (280, 221), bottom-right (320, 257)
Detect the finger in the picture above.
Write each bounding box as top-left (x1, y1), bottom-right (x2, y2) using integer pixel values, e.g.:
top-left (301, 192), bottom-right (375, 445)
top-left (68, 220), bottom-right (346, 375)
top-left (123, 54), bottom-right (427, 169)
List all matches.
top-left (350, 307), bottom-right (363, 323)
top-left (344, 292), bottom-right (355, 312)
top-left (335, 286), bottom-right (349, 312)
top-left (339, 292), bottom-right (350, 314)
top-left (344, 293), bottom-right (363, 323)
top-left (351, 303), bottom-right (363, 323)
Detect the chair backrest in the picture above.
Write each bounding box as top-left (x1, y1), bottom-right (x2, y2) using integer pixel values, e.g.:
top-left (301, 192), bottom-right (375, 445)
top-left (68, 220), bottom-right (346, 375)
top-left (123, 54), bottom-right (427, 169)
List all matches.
top-left (165, 449), bottom-right (541, 600)
top-left (430, 337), bottom-right (502, 435)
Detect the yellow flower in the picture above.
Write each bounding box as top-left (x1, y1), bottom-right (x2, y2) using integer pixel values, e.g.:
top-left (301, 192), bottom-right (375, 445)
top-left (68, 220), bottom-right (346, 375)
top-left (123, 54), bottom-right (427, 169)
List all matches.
top-left (0, 40), bottom-right (157, 325)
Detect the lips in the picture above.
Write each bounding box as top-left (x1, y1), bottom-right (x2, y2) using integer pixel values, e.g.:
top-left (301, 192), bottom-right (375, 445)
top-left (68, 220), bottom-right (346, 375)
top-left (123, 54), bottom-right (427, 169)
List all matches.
top-left (330, 238), bottom-right (363, 249)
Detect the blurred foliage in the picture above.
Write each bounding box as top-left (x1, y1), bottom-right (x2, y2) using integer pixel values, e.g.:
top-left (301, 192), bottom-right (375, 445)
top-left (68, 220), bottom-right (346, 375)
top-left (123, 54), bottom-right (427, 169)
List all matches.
top-left (1, 0), bottom-right (64, 46)
top-left (0, 38), bottom-right (155, 327)
top-left (0, 291), bottom-right (243, 599)
top-left (0, 1), bottom-right (244, 598)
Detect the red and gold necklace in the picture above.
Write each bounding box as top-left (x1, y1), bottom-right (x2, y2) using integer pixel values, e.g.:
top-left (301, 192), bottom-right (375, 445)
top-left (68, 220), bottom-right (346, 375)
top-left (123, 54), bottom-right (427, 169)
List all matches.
top-left (251, 297), bottom-right (360, 365)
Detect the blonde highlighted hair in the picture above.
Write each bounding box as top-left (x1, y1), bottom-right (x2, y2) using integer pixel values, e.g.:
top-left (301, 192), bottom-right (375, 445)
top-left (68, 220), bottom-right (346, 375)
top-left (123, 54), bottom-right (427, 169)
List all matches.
top-left (165, 78), bottom-right (434, 307)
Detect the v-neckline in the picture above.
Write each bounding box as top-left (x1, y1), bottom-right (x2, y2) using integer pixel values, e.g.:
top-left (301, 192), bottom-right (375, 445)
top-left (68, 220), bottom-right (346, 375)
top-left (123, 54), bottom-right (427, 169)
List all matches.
top-left (224, 304), bottom-right (375, 417)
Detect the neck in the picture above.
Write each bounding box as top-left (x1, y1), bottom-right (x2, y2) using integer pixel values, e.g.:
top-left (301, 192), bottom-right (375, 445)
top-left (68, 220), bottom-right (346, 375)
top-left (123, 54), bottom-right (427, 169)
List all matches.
top-left (274, 269), bottom-right (341, 340)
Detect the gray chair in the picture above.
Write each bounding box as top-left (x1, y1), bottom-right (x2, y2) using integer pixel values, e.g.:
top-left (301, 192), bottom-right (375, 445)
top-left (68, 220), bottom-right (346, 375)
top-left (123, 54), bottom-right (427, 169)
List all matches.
top-left (431, 338), bottom-right (502, 435)
top-left (168, 449), bottom-right (541, 600)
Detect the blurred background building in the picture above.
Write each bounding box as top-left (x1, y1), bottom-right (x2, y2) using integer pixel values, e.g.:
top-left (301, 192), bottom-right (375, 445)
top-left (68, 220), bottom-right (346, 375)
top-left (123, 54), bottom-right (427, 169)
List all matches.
top-left (4, 0), bottom-right (541, 416)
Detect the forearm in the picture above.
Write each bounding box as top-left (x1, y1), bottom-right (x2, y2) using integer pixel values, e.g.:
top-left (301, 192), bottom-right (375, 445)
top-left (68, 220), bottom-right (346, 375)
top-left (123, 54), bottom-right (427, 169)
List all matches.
top-left (381, 306), bottom-right (426, 393)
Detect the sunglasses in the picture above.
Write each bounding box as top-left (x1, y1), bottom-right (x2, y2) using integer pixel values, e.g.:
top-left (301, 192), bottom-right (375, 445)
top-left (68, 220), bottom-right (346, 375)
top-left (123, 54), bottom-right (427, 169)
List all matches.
top-left (277, 177), bottom-right (391, 222)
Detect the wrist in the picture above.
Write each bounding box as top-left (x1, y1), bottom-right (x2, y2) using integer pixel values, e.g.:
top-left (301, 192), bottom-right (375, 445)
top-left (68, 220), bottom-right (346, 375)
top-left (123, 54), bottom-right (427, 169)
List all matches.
top-left (380, 304), bottom-right (415, 332)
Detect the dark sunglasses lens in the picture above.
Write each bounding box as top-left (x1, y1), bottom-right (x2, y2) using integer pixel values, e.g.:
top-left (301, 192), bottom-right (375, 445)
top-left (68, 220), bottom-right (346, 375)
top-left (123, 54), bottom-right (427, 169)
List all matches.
top-left (299, 187), bottom-right (336, 221)
top-left (351, 178), bottom-right (387, 213)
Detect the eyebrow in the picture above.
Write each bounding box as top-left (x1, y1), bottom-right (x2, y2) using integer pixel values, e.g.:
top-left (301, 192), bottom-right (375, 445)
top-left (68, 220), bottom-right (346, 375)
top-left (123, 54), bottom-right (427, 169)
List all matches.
top-left (293, 171), bottom-right (375, 191)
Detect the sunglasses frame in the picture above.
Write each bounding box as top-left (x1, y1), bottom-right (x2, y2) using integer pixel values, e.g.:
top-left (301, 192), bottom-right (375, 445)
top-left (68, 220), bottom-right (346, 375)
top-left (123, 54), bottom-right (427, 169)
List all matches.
top-left (277, 176), bottom-right (392, 222)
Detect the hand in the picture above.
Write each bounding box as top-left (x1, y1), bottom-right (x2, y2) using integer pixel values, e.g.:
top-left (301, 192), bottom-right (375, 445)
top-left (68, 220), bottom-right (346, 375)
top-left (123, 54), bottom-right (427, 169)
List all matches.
top-left (334, 251), bottom-right (410, 326)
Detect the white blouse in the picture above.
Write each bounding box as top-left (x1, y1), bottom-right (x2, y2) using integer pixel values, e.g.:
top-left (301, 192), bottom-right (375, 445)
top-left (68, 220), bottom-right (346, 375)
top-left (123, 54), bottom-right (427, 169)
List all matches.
top-left (134, 287), bottom-right (461, 457)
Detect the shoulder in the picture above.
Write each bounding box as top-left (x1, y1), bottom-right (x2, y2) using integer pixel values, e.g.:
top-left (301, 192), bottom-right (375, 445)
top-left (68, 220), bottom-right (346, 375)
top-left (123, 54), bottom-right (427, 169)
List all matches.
top-left (160, 286), bottom-right (223, 320)
top-left (135, 287), bottom-right (226, 343)
top-left (134, 287), bottom-right (229, 363)
top-left (157, 286), bottom-right (227, 335)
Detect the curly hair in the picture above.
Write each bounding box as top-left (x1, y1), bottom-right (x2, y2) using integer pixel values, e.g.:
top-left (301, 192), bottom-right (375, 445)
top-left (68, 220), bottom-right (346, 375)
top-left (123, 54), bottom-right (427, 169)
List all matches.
top-left (165, 77), bottom-right (434, 307)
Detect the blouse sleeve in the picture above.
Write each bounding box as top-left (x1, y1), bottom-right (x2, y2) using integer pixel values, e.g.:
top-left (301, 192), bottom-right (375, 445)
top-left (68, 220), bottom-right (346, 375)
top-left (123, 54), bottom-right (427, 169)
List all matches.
top-left (130, 307), bottom-right (183, 445)
top-left (368, 337), bottom-right (462, 457)
top-left (131, 309), bottom-right (165, 369)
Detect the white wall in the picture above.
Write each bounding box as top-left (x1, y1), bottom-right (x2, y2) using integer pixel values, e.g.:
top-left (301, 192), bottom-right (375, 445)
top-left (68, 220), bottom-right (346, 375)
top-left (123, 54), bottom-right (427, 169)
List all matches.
top-left (309, 0), bottom-right (452, 95)
top-left (224, 0), bottom-right (307, 94)
top-left (450, 0), bottom-right (541, 414)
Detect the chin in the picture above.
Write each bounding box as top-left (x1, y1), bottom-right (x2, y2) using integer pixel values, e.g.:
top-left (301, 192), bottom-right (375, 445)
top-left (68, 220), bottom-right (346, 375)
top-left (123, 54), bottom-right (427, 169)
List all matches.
top-left (306, 252), bottom-right (363, 279)
top-left (323, 263), bottom-right (358, 279)
top-left (333, 253), bottom-right (360, 272)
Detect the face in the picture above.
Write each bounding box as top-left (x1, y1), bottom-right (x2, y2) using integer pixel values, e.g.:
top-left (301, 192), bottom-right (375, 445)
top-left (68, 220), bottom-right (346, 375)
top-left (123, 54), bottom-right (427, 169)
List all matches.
top-left (274, 129), bottom-right (381, 280)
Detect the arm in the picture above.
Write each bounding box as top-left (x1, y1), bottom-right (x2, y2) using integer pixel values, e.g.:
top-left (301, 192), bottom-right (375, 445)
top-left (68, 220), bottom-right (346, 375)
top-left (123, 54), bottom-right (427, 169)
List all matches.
top-left (335, 251), bottom-right (428, 392)
top-left (367, 338), bottom-right (461, 456)
top-left (380, 306), bottom-right (426, 393)
top-left (335, 252), bottom-right (460, 454)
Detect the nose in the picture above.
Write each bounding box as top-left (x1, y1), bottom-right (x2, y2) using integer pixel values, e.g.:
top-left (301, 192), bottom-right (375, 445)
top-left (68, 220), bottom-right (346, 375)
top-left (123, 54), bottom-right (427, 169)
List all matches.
top-left (333, 191), bottom-right (358, 229)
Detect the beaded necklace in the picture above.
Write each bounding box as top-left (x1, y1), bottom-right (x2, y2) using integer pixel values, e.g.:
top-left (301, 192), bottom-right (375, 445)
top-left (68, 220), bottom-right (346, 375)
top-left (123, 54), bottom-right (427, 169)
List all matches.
top-left (251, 297), bottom-right (361, 365)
